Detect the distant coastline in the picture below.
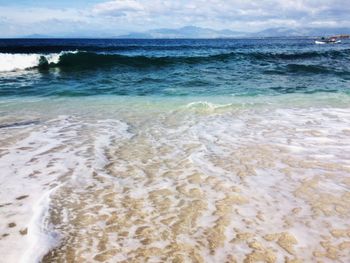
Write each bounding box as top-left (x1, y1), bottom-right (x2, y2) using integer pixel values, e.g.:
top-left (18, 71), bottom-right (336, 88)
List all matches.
top-left (3, 26), bottom-right (349, 39)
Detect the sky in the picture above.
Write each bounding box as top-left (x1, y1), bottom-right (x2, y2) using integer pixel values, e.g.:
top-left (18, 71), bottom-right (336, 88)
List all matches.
top-left (0, 0), bottom-right (349, 37)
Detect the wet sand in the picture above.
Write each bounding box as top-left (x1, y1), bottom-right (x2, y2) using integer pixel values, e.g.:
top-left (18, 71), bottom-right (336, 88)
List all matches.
top-left (0, 97), bottom-right (349, 262)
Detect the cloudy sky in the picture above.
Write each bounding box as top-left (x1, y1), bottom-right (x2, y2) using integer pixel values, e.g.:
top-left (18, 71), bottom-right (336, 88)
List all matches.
top-left (0, 0), bottom-right (349, 37)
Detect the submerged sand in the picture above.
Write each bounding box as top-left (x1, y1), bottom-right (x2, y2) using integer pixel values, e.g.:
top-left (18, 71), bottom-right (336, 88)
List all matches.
top-left (0, 97), bottom-right (349, 262)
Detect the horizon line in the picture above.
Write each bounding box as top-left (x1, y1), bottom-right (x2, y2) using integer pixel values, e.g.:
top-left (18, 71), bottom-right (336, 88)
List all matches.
top-left (0, 35), bottom-right (345, 40)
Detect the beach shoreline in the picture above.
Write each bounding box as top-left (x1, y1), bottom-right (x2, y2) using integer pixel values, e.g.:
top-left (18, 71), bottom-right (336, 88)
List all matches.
top-left (0, 95), bottom-right (349, 262)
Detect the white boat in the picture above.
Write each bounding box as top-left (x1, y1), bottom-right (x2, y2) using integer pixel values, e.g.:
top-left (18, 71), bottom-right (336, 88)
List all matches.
top-left (315, 38), bottom-right (341, 44)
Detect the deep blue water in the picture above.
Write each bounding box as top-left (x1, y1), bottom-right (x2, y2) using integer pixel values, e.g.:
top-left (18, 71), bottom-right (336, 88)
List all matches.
top-left (0, 38), bottom-right (350, 97)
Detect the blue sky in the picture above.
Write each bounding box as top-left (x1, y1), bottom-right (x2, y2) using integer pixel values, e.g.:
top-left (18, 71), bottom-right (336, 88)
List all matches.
top-left (0, 0), bottom-right (349, 37)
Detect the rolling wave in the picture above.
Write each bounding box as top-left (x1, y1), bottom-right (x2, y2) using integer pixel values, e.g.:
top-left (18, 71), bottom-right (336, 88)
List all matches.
top-left (0, 51), bottom-right (234, 72)
top-left (250, 49), bottom-right (350, 60)
top-left (1, 49), bottom-right (349, 72)
top-left (0, 52), bottom-right (74, 72)
top-left (286, 64), bottom-right (331, 74)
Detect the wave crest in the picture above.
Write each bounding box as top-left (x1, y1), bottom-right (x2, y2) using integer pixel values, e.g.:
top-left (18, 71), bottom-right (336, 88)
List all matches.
top-left (1, 48), bottom-right (350, 72)
top-left (0, 52), bottom-right (76, 72)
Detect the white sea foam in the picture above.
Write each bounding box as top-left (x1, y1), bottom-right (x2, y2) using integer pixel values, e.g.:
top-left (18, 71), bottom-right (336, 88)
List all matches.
top-left (185, 101), bottom-right (234, 111)
top-left (0, 100), bottom-right (349, 262)
top-left (20, 185), bottom-right (61, 263)
top-left (0, 51), bottom-right (77, 72)
top-left (0, 115), bottom-right (131, 263)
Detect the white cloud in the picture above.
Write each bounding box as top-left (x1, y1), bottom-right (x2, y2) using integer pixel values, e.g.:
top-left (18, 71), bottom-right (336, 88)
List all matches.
top-left (93, 0), bottom-right (144, 16)
top-left (0, 0), bottom-right (349, 37)
top-left (0, 7), bottom-right (87, 24)
top-left (89, 0), bottom-right (350, 30)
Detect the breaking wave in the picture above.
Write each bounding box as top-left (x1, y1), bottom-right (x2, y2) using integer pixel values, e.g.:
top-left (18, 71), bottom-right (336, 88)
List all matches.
top-left (1, 48), bottom-right (350, 72)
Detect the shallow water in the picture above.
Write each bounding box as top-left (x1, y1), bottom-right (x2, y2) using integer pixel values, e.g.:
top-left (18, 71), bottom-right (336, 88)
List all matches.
top-left (0, 95), bottom-right (349, 262)
top-left (0, 39), bottom-right (350, 262)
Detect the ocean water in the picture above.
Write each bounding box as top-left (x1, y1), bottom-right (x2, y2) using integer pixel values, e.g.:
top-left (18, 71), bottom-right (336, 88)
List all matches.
top-left (0, 39), bottom-right (350, 262)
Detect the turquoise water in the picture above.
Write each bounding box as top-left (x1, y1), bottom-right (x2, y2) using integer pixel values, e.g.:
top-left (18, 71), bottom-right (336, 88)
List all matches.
top-left (0, 39), bottom-right (350, 263)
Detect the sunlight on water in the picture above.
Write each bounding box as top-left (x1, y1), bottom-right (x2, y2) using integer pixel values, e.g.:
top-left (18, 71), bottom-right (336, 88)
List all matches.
top-left (0, 95), bottom-right (349, 262)
top-left (0, 38), bottom-right (349, 262)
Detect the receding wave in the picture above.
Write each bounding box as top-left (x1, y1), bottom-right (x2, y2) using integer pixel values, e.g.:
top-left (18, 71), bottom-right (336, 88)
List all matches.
top-left (1, 49), bottom-right (350, 72)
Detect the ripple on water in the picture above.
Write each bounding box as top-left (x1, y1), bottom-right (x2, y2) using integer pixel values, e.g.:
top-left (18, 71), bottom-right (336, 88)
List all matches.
top-left (0, 106), bottom-right (350, 262)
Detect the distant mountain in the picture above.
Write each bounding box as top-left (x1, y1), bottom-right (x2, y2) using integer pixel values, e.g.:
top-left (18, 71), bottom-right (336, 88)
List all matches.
top-left (252, 27), bottom-right (301, 37)
top-left (116, 26), bottom-right (245, 39)
top-left (21, 34), bottom-right (52, 38)
top-left (115, 26), bottom-right (350, 39)
top-left (116, 32), bottom-right (153, 39)
top-left (16, 26), bottom-right (350, 39)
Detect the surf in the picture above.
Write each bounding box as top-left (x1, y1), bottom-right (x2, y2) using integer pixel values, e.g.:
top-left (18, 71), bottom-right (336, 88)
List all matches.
top-left (1, 48), bottom-right (350, 72)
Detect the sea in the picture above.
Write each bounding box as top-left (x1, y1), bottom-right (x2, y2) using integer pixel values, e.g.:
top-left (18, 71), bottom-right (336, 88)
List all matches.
top-left (0, 38), bottom-right (349, 262)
